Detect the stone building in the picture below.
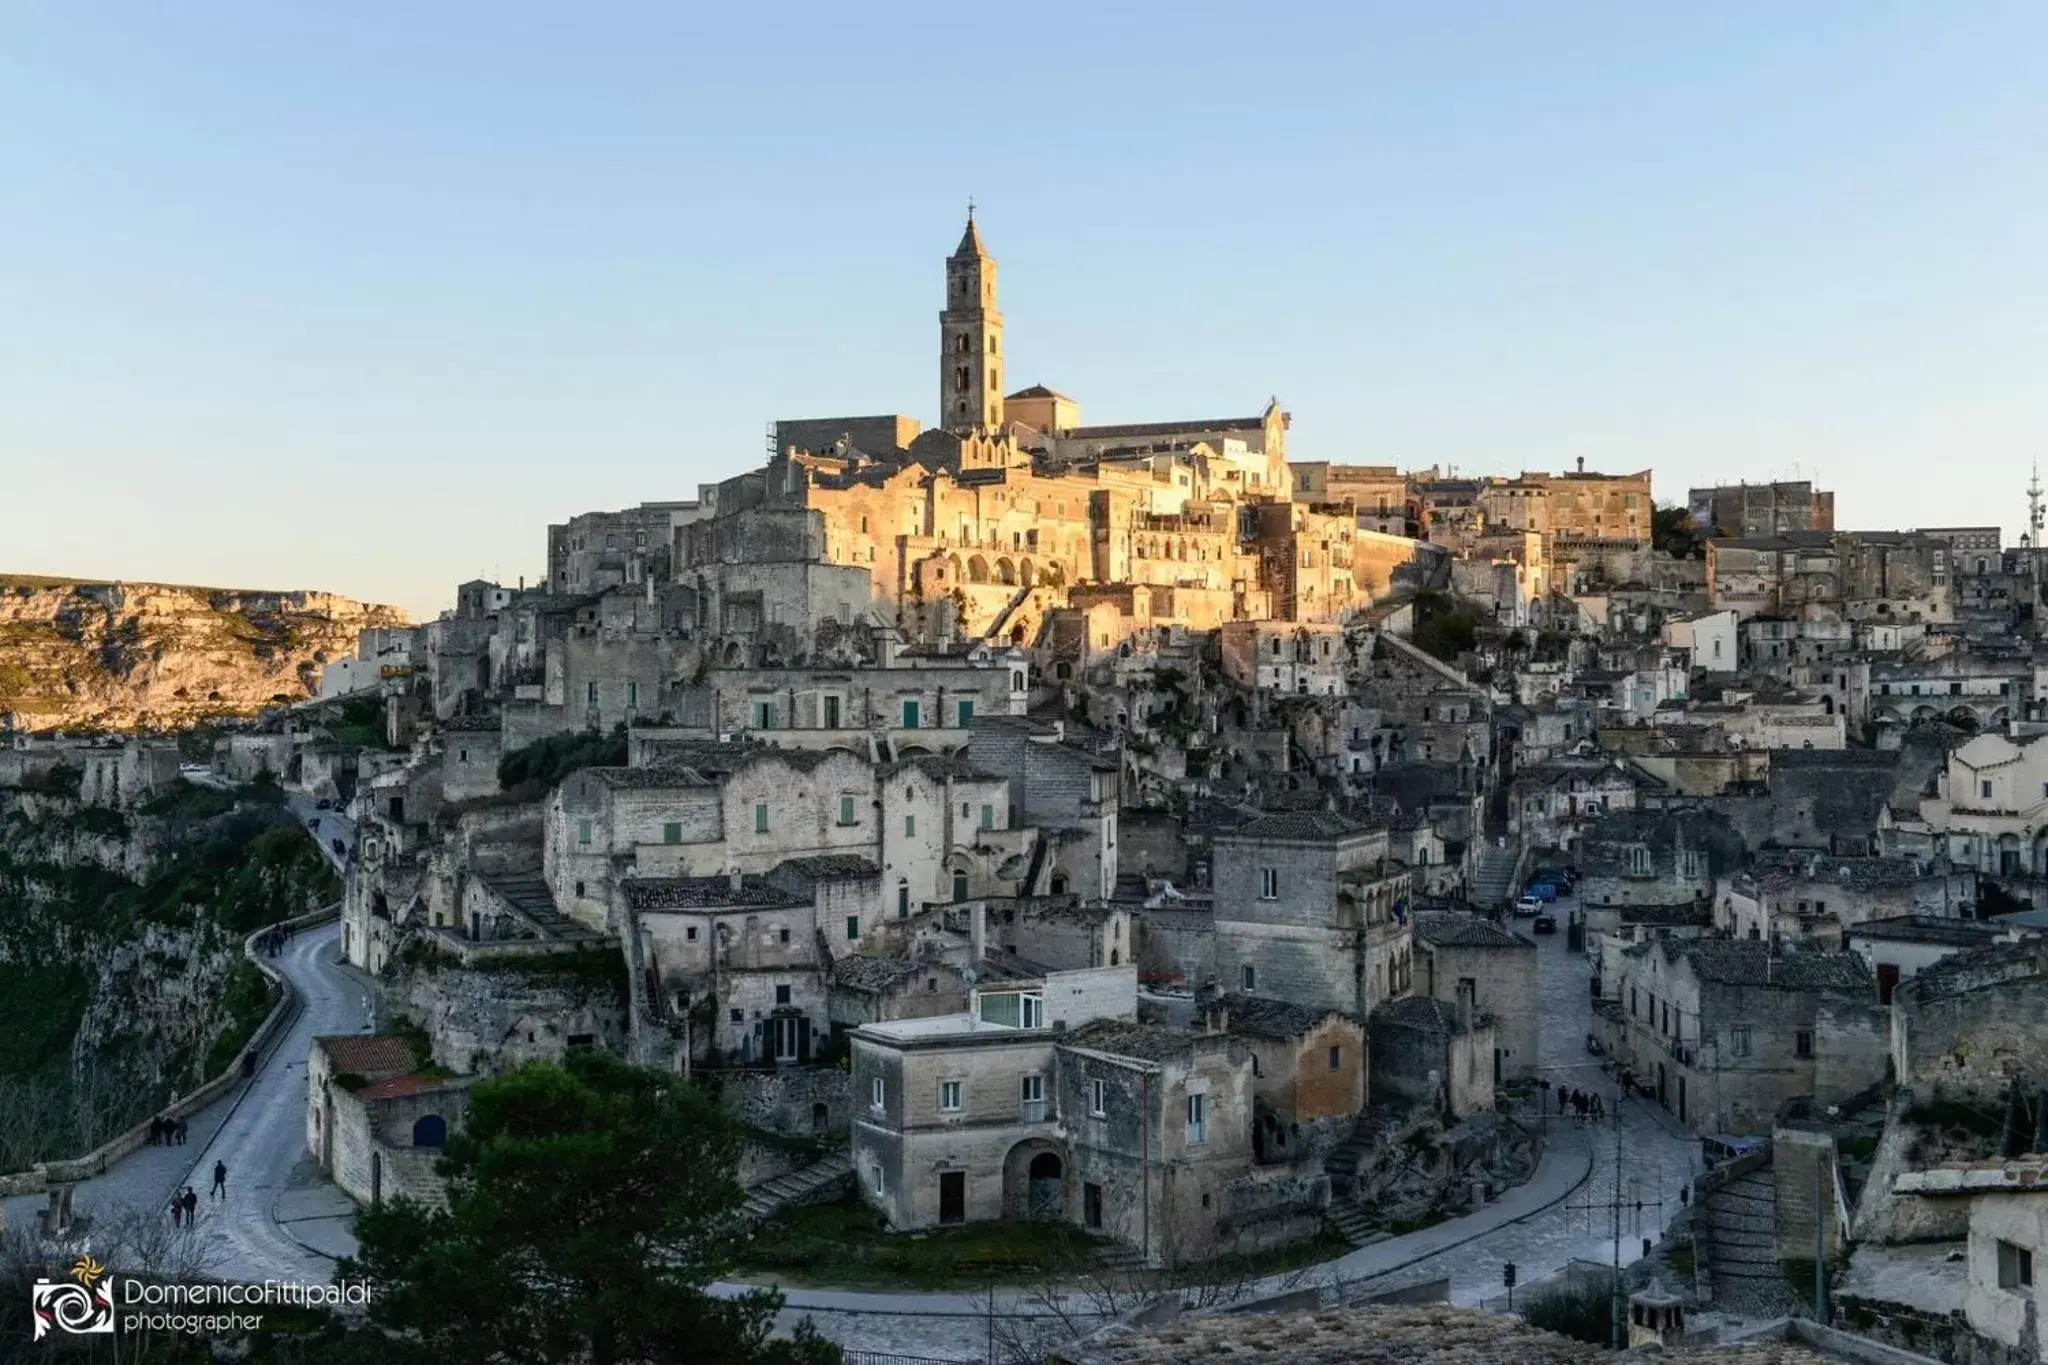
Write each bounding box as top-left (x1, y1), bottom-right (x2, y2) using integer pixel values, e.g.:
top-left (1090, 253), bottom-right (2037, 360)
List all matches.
top-left (1717, 855), bottom-right (1971, 948)
top-left (1203, 993), bottom-right (1366, 1160)
top-left (1369, 992), bottom-right (1496, 1118)
top-left (306, 1034), bottom-right (474, 1209)
top-left (1508, 759), bottom-right (1646, 852)
top-left (1575, 807), bottom-right (1745, 910)
top-left (1217, 620), bottom-right (1348, 697)
top-left (1212, 812), bottom-right (1414, 1018)
top-left (75, 741), bottom-right (180, 810)
top-left (1603, 939), bottom-right (1879, 1134)
top-left (1922, 730), bottom-right (2048, 877)
top-left (1410, 912), bottom-right (1538, 1083)
top-left (1688, 480), bottom-right (1836, 538)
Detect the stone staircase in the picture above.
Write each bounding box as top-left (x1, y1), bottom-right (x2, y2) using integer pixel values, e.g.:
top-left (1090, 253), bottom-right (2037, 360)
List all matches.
top-left (1470, 843), bottom-right (1522, 910)
top-left (1703, 1166), bottom-right (1783, 1301)
top-left (738, 1149), bottom-right (854, 1226)
top-left (481, 872), bottom-right (607, 943)
top-left (1321, 1114), bottom-right (1393, 1248)
top-left (1092, 1243), bottom-right (1148, 1272)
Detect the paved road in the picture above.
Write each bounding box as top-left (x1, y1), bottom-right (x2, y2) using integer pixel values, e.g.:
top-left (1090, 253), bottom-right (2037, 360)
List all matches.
top-left (753, 892), bottom-right (1703, 1357)
top-left (4, 805), bottom-right (369, 1283)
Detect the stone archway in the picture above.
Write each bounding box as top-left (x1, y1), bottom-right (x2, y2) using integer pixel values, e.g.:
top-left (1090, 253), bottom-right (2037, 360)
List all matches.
top-left (1003, 1138), bottom-right (1066, 1221)
top-left (968, 555), bottom-right (990, 584)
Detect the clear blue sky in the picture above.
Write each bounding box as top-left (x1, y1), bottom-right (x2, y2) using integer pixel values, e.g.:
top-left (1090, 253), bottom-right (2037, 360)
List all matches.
top-left (6, 3), bottom-right (2046, 619)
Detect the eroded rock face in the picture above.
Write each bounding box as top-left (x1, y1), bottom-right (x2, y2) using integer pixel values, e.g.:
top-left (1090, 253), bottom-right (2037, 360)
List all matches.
top-left (0, 578), bottom-right (407, 732)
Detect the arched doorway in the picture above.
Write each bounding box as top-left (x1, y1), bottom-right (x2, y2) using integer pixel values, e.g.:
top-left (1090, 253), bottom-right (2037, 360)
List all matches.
top-left (370, 1151), bottom-right (383, 1205)
top-left (412, 1114), bottom-right (447, 1148)
top-left (1002, 1139), bottom-right (1066, 1220)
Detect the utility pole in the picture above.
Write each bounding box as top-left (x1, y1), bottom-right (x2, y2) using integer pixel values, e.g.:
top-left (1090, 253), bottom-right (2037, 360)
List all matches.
top-left (1813, 1154), bottom-right (1827, 1322)
top-left (1610, 1091), bottom-right (1624, 1351)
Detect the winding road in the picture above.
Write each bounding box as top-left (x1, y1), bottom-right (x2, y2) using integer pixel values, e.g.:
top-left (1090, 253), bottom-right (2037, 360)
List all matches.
top-left (2, 787), bottom-right (369, 1282)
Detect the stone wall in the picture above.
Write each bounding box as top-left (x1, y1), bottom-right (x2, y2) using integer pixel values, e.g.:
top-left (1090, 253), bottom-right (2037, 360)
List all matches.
top-left (721, 1066), bottom-right (851, 1142)
top-left (384, 956), bottom-right (628, 1076)
top-left (1773, 1127), bottom-right (1842, 1262)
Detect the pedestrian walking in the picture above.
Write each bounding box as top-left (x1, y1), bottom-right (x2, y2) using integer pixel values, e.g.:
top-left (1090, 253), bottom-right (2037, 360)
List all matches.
top-left (170, 1196), bottom-right (182, 1228)
top-left (175, 1117), bottom-right (188, 1145)
top-left (147, 1117), bottom-right (160, 1146)
top-left (211, 1161), bottom-right (227, 1200)
top-left (183, 1188), bottom-right (198, 1223)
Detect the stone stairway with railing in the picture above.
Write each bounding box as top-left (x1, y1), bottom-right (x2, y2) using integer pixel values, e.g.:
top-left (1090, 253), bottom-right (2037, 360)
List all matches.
top-left (738, 1149), bottom-right (854, 1226)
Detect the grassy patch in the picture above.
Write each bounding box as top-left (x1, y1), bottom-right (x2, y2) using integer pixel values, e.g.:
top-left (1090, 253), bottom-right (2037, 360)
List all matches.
top-left (732, 1197), bottom-right (1097, 1289)
top-left (497, 727), bottom-right (628, 800)
top-left (0, 960), bottom-right (91, 1083)
top-left (1522, 1278), bottom-right (1616, 1344)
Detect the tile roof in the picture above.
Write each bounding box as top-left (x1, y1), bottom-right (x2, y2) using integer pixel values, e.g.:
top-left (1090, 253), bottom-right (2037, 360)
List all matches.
top-left (1668, 939), bottom-right (1872, 992)
top-left (1211, 993), bottom-right (1352, 1039)
top-left (1373, 996), bottom-right (1473, 1030)
top-left (441, 714), bottom-right (500, 733)
top-left (831, 954), bottom-right (925, 993)
top-left (770, 854), bottom-right (882, 883)
top-left (1412, 911), bottom-right (1535, 951)
top-left (1219, 811), bottom-right (1377, 843)
top-left (1051, 1304), bottom-right (1854, 1365)
top-left (1059, 1019), bottom-right (1207, 1063)
top-left (356, 1073), bottom-right (469, 1102)
top-left (1848, 915), bottom-right (2005, 947)
top-left (882, 753), bottom-right (1001, 782)
top-left (583, 765), bottom-right (717, 790)
top-left (618, 876), bottom-right (807, 911)
top-left (316, 1034), bottom-right (417, 1077)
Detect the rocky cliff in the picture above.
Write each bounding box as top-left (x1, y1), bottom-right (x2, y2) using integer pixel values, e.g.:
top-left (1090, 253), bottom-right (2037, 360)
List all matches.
top-left (0, 576), bottom-right (408, 733)
top-left (0, 781), bottom-right (338, 1167)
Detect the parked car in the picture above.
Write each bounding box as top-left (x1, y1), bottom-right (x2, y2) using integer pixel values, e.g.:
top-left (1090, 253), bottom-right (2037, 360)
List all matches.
top-left (316, 798), bottom-right (332, 810)
top-left (1533, 913), bottom-right (1558, 935)
top-left (1514, 895), bottom-right (1543, 917)
top-left (1525, 881), bottom-right (1559, 902)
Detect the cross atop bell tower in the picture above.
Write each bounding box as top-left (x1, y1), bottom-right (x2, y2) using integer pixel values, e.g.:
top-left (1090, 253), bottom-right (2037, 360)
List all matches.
top-left (941, 208), bottom-right (1004, 432)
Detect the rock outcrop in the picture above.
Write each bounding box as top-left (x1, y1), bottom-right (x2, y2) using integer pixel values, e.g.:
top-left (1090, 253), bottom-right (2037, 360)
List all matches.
top-left (0, 576), bottom-right (408, 733)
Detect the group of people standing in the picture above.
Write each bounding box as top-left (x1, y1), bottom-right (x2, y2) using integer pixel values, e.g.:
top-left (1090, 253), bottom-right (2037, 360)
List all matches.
top-left (255, 925), bottom-right (293, 957)
top-left (1557, 1086), bottom-right (1607, 1122)
top-left (148, 1115), bottom-right (187, 1146)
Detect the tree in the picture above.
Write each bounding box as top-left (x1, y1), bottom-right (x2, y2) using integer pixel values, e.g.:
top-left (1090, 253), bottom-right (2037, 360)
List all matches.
top-left (343, 1051), bottom-right (839, 1365)
top-left (1651, 504), bottom-right (1708, 560)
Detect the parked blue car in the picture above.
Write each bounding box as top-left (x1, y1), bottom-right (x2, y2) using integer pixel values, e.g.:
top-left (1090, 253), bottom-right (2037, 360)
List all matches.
top-left (1524, 881), bottom-right (1559, 902)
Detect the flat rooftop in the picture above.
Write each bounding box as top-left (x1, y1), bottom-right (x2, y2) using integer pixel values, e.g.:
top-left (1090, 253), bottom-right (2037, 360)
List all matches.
top-left (860, 1013), bottom-right (1024, 1042)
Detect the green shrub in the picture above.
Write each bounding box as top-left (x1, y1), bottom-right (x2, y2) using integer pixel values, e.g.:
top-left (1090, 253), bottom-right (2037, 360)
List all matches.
top-left (1522, 1279), bottom-right (1616, 1345)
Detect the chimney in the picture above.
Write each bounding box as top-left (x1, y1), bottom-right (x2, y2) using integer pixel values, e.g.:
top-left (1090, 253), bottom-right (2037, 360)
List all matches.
top-left (971, 901), bottom-right (986, 964)
top-left (727, 866), bottom-right (742, 893)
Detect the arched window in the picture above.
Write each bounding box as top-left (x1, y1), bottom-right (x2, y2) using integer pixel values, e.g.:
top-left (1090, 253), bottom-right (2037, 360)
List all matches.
top-left (411, 1115), bottom-right (448, 1149)
top-left (953, 870), bottom-right (969, 902)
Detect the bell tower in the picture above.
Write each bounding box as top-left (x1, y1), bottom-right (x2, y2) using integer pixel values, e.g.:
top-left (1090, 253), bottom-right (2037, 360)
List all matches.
top-left (940, 209), bottom-right (1004, 432)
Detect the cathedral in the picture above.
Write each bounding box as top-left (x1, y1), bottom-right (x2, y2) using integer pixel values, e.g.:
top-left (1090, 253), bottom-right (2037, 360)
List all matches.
top-left (673, 215), bottom-right (1406, 651)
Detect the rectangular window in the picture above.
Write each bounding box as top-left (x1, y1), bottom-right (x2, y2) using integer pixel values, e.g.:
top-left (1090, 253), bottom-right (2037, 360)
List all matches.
top-left (898, 884), bottom-right (910, 917)
top-left (905, 813), bottom-right (917, 837)
top-left (939, 1080), bottom-right (963, 1112)
top-left (957, 698), bottom-right (975, 726)
top-left (754, 802), bottom-right (769, 834)
top-left (1730, 1027), bottom-right (1752, 1058)
top-left (1328, 1045), bottom-right (1342, 1071)
top-left (839, 795), bottom-right (857, 826)
top-left (685, 925), bottom-right (698, 941)
top-left (1983, 780), bottom-right (1994, 800)
top-left (1089, 1078), bottom-right (1108, 1117)
top-left (625, 680), bottom-right (638, 710)
top-left (754, 700), bottom-right (778, 729)
top-left (822, 695), bottom-right (841, 728)
top-left (1187, 1093), bottom-right (1208, 1145)
top-left (902, 699), bottom-right (921, 729)
top-left (1259, 868), bottom-right (1279, 899)
top-left (586, 681), bottom-right (598, 706)
top-left (1242, 964), bottom-right (1256, 991)
top-left (845, 915), bottom-right (860, 941)
top-left (662, 821), bottom-right (681, 844)
top-left (871, 1077), bottom-right (885, 1110)
top-left (775, 984), bottom-right (791, 1006)
top-left (870, 1162), bottom-right (885, 1196)
top-left (980, 804), bottom-right (994, 831)
top-left (1796, 1031), bottom-right (1814, 1059)
top-left (2000, 1240), bottom-right (2035, 1290)
top-left (1021, 1073), bottom-right (1045, 1121)
top-left (577, 819), bottom-right (593, 847)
